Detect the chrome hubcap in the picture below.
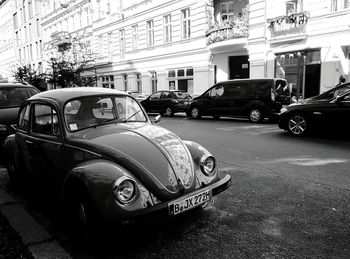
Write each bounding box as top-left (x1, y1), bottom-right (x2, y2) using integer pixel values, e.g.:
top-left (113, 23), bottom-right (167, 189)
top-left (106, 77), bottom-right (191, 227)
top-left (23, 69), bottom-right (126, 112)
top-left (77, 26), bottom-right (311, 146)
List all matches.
top-left (250, 110), bottom-right (261, 122)
top-left (165, 108), bottom-right (172, 116)
top-left (191, 108), bottom-right (199, 118)
top-left (288, 115), bottom-right (306, 135)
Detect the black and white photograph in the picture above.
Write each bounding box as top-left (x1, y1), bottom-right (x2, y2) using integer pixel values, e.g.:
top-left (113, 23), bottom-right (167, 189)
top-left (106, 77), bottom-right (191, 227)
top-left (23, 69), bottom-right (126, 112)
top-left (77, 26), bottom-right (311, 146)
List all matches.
top-left (0, 0), bottom-right (350, 258)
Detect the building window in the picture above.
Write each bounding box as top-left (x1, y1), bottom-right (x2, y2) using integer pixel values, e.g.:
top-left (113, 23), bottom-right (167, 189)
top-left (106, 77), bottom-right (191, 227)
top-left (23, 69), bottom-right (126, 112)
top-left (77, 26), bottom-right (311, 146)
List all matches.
top-left (119, 29), bottom-right (125, 60)
top-left (149, 71), bottom-right (157, 93)
top-left (98, 35), bottom-right (103, 56)
top-left (108, 33), bottom-right (113, 61)
top-left (163, 14), bottom-right (172, 43)
top-left (13, 13), bottom-right (18, 29)
top-left (19, 49), bottom-right (22, 63)
top-left (166, 68), bottom-right (194, 94)
top-left (132, 25), bottom-right (138, 50)
top-left (221, 2), bottom-right (234, 22)
top-left (39, 40), bottom-right (42, 57)
top-left (136, 73), bottom-right (142, 92)
top-left (181, 8), bottom-right (191, 39)
top-left (36, 19), bottom-right (40, 37)
top-left (15, 32), bottom-right (19, 45)
top-left (30, 44), bottom-right (33, 60)
top-left (123, 74), bottom-right (128, 91)
top-left (330, 0), bottom-right (349, 11)
top-left (101, 75), bottom-right (115, 89)
top-left (147, 20), bottom-right (154, 47)
top-left (28, 1), bottom-right (33, 18)
top-left (23, 6), bottom-right (26, 23)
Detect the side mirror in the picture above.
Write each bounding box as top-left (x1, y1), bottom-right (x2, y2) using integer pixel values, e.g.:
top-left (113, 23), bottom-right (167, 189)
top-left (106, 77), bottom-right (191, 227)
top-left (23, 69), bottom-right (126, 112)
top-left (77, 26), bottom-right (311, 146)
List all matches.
top-left (148, 113), bottom-right (161, 124)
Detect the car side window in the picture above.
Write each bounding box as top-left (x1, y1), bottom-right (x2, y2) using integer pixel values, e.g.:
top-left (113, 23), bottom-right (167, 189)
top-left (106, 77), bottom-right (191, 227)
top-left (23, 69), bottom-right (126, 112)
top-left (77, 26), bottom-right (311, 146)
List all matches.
top-left (160, 92), bottom-right (169, 99)
top-left (334, 86), bottom-right (350, 97)
top-left (149, 92), bottom-right (161, 100)
top-left (18, 104), bottom-right (30, 131)
top-left (342, 92), bottom-right (350, 102)
top-left (209, 85), bottom-right (224, 98)
top-left (32, 104), bottom-right (60, 137)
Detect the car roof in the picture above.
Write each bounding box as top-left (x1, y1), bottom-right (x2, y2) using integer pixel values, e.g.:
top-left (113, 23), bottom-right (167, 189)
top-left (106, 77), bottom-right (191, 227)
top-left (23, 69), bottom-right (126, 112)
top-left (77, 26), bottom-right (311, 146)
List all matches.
top-left (219, 78), bottom-right (286, 84)
top-left (30, 87), bottom-right (128, 104)
top-left (0, 83), bottom-right (37, 88)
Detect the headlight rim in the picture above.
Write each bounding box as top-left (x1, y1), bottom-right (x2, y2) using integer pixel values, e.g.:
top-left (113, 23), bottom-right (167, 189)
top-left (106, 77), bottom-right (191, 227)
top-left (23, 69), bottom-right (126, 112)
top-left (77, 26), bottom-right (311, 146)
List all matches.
top-left (113, 176), bottom-right (137, 205)
top-left (200, 154), bottom-right (217, 177)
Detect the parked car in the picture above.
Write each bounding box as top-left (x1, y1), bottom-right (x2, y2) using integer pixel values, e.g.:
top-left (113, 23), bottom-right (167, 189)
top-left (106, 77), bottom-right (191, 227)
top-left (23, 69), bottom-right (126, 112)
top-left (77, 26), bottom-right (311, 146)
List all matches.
top-left (0, 83), bottom-right (39, 150)
top-left (140, 90), bottom-right (192, 116)
top-left (278, 87), bottom-right (350, 136)
top-left (127, 91), bottom-right (147, 102)
top-left (187, 78), bottom-right (290, 122)
top-left (3, 87), bottom-right (231, 236)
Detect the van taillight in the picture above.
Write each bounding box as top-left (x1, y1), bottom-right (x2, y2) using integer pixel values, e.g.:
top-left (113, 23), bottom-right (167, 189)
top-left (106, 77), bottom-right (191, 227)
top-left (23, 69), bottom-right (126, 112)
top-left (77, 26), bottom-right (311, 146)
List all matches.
top-left (271, 89), bottom-right (275, 101)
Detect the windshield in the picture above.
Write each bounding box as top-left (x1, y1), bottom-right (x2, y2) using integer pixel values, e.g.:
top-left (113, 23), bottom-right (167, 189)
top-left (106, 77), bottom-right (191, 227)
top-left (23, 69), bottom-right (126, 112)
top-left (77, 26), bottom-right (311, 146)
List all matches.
top-left (64, 95), bottom-right (147, 132)
top-left (0, 87), bottom-right (39, 109)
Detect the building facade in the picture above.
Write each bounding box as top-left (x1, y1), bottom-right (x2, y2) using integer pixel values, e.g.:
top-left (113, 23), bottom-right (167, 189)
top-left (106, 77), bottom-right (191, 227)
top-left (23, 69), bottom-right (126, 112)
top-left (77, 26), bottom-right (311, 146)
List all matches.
top-left (208, 0), bottom-right (350, 99)
top-left (0, 0), bottom-right (16, 80)
top-left (89, 0), bottom-right (214, 96)
top-left (13, 0), bottom-right (44, 72)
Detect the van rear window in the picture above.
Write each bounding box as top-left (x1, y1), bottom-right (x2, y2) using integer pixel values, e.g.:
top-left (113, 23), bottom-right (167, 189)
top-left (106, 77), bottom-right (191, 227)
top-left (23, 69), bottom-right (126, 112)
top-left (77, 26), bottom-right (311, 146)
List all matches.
top-left (275, 80), bottom-right (289, 96)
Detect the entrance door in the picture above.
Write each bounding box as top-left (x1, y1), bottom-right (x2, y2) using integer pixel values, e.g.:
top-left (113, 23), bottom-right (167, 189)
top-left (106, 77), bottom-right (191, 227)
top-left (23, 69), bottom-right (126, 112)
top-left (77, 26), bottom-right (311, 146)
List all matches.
top-left (229, 56), bottom-right (250, 79)
top-left (304, 64), bottom-right (320, 98)
top-left (178, 79), bottom-right (188, 92)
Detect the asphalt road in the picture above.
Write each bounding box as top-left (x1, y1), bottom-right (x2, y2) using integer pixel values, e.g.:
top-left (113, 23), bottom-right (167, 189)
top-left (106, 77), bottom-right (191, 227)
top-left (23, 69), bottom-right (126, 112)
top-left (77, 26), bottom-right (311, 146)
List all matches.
top-left (5, 115), bottom-right (350, 258)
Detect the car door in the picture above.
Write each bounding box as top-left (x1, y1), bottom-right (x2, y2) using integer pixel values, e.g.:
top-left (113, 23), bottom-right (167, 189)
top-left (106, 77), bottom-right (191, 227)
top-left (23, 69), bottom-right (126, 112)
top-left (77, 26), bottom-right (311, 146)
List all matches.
top-left (19, 102), bottom-right (65, 194)
top-left (201, 84), bottom-right (225, 115)
top-left (142, 92), bottom-right (161, 112)
top-left (159, 91), bottom-right (171, 112)
top-left (327, 91), bottom-right (350, 128)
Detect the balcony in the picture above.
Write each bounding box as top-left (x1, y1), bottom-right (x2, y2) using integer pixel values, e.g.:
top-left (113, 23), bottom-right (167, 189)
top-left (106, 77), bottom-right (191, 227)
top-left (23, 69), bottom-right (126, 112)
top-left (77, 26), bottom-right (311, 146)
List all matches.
top-left (267, 11), bottom-right (310, 41)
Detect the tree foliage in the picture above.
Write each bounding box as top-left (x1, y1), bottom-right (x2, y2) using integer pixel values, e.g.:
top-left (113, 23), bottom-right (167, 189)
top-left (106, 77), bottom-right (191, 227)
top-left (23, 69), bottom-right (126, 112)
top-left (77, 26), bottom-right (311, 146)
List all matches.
top-left (45, 32), bottom-right (97, 88)
top-left (12, 65), bottom-right (47, 92)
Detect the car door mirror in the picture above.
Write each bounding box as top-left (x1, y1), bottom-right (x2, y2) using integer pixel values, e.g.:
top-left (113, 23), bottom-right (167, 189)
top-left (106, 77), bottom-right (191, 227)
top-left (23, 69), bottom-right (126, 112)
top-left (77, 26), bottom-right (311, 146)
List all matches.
top-left (148, 113), bottom-right (161, 124)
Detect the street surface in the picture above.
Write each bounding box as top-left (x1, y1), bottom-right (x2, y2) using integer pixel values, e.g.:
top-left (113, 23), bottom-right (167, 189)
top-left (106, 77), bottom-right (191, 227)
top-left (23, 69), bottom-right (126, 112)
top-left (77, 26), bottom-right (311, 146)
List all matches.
top-left (2, 115), bottom-right (350, 258)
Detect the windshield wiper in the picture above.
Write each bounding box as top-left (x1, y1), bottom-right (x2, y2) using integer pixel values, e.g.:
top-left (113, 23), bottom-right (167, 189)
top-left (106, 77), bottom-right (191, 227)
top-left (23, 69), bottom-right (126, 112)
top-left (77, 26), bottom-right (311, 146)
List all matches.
top-left (87, 118), bottom-right (118, 128)
top-left (123, 109), bottom-right (142, 123)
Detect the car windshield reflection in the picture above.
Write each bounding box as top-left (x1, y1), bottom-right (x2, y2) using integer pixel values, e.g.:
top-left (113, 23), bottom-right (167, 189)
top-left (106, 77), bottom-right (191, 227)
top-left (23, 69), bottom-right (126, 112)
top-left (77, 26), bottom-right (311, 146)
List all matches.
top-left (64, 95), bottom-right (147, 132)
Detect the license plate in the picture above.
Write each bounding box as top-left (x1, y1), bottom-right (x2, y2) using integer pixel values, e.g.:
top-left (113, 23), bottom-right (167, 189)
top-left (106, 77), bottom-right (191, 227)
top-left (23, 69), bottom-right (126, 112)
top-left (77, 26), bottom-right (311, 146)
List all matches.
top-left (168, 189), bottom-right (212, 216)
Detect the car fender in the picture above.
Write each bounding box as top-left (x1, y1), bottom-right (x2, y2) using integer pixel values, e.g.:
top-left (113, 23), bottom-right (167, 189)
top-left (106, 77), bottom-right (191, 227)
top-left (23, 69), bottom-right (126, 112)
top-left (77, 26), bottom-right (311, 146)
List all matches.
top-left (62, 159), bottom-right (134, 214)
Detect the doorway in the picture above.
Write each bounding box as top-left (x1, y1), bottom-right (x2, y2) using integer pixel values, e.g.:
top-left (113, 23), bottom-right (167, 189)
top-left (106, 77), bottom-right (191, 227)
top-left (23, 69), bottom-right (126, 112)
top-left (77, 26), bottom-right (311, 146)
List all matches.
top-left (304, 64), bottom-right (320, 98)
top-left (229, 55), bottom-right (250, 79)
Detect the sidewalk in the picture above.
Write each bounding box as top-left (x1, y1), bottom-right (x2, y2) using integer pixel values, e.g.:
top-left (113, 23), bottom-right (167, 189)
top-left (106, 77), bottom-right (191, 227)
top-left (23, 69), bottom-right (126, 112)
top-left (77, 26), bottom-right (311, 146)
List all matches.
top-left (0, 167), bottom-right (71, 259)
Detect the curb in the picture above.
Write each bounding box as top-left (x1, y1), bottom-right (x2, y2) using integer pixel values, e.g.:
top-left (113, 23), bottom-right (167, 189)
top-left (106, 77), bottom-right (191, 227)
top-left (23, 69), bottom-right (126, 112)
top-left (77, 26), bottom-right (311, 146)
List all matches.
top-left (0, 168), bottom-right (71, 259)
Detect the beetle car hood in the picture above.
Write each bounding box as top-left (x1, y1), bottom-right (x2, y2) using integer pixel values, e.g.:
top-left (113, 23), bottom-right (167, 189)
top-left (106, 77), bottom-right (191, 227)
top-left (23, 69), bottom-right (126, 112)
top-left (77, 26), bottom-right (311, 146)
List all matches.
top-left (68, 124), bottom-right (196, 200)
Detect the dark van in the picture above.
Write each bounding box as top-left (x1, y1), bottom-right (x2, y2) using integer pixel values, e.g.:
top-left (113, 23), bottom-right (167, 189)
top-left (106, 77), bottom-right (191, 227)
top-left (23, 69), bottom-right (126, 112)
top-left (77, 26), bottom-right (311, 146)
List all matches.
top-left (187, 78), bottom-right (290, 122)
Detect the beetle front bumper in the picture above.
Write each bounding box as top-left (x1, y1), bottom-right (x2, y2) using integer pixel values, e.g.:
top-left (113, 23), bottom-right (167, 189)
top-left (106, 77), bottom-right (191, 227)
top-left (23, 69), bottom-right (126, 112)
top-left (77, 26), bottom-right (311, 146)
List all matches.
top-left (111, 174), bottom-right (231, 225)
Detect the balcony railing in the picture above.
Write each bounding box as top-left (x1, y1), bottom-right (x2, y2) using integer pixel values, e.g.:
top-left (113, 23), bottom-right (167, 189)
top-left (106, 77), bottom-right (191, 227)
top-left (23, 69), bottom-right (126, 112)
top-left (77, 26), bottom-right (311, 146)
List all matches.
top-left (205, 19), bottom-right (249, 46)
top-left (267, 11), bottom-right (310, 38)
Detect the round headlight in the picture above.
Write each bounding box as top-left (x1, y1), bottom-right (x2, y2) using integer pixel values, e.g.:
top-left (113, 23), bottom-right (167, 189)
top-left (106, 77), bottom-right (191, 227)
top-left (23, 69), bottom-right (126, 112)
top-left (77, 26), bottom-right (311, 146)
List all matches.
top-left (113, 177), bottom-right (137, 204)
top-left (200, 155), bottom-right (216, 176)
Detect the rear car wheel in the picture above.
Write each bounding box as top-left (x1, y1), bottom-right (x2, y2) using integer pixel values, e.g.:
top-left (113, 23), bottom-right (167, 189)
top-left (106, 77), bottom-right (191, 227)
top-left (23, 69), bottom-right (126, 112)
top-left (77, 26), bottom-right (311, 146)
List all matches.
top-left (190, 107), bottom-right (201, 119)
top-left (287, 113), bottom-right (308, 136)
top-left (164, 107), bottom-right (174, 117)
top-left (249, 108), bottom-right (264, 123)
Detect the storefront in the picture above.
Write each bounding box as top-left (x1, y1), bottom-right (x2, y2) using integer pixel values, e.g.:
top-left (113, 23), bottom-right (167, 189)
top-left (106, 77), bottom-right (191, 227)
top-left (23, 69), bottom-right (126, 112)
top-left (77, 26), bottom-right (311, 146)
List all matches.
top-left (275, 49), bottom-right (321, 99)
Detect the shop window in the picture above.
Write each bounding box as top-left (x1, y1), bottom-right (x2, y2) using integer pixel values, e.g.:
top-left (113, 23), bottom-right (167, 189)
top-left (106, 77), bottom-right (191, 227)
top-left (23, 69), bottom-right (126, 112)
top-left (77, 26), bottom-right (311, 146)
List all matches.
top-left (168, 70), bottom-right (176, 77)
top-left (150, 71), bottom-right (157, 93)
top-left (178, 69), bottom-right (185, 77)
top-left (186, 68), bottom-right (193, 76)
top-left (136, 73), bottom-right (142, 92)
top-left (123, 74), bottom-right (128, 91)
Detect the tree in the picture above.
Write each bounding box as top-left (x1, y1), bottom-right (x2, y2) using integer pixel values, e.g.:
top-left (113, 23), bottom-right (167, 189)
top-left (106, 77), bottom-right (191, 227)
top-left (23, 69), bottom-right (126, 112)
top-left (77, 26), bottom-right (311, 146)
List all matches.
top-left (12, 65), bottom-right (47, 92)
top-left (44, 31), bottom-right (97, 88)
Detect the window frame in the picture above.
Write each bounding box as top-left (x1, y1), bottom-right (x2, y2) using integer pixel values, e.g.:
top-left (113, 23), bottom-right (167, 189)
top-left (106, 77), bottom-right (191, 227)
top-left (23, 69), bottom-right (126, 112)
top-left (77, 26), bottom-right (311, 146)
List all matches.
top-left (181, 8), bottom-right (191, 39)
top-left (147, 20), bottom-right (154, 47)
top-left (163, 14), bottom-right (172, 44)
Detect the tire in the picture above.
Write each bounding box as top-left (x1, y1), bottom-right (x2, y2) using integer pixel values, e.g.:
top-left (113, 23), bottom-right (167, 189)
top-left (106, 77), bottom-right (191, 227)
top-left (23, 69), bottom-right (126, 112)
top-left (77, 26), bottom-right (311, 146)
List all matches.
top-left (287, 113), bottom-right (308, 136)
top-left (248, 107), bottom-right (264, 123)
top-left (164, 107), bottom-right (174, 117)
top-left (190, 107), bottom-right (201, 119)
top-left (68, 186), bottom-right (99, 241)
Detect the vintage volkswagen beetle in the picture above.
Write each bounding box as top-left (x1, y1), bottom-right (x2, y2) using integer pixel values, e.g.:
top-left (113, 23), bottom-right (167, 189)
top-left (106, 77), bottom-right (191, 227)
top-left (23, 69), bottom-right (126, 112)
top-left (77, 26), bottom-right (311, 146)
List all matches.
top-left (3, 88), bottom-right (231, 234)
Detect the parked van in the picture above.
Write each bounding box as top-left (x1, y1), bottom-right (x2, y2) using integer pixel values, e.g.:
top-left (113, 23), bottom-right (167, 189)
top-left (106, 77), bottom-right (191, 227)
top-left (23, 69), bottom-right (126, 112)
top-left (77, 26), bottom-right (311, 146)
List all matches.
top-left (187, 78), bottom-right (290, 122)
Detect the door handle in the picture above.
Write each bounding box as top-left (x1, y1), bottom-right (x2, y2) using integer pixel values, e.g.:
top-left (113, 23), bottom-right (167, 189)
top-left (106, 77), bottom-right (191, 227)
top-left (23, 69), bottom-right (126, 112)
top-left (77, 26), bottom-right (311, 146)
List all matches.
top-left (25, 140), bottom-right (34, 145)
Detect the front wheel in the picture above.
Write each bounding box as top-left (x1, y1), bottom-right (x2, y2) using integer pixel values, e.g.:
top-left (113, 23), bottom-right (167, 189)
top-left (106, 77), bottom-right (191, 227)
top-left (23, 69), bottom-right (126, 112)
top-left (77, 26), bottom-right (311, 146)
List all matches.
top-left (248, 108), bottom-right (264, 123)
top-left (287, 113), bottom-right (308, 136)
top-left (190, 107), bottom-right (201, 119)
